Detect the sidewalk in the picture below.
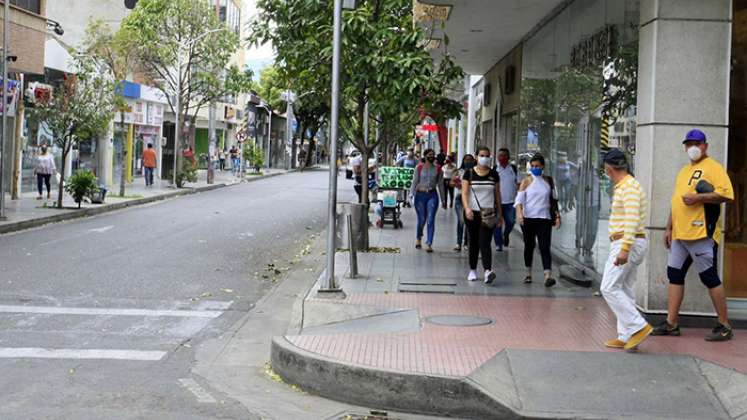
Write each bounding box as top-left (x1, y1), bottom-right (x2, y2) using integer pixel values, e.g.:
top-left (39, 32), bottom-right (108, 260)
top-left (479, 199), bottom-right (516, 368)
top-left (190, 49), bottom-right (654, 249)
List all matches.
top-left (272, 204), bottom-right (747, 419)
top-left (0, 168), bottom-right (291, 235)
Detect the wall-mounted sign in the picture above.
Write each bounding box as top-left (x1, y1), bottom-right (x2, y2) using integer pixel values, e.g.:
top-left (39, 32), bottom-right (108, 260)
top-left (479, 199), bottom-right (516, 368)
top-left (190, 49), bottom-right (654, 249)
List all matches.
top-left (570, 25), bottom-right (616, 69)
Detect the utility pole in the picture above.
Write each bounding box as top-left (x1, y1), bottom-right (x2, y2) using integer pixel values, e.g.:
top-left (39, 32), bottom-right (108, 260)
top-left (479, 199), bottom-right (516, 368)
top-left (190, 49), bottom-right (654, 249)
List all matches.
top-left (320, 0), bottom-right (344, 293)
top-left (0, 0), bottom-right (10, 220)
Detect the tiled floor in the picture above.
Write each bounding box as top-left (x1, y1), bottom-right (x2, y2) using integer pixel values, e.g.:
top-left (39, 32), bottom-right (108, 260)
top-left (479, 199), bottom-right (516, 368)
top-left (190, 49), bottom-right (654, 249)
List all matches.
top-left (294, 293), bottom-right (747, 377)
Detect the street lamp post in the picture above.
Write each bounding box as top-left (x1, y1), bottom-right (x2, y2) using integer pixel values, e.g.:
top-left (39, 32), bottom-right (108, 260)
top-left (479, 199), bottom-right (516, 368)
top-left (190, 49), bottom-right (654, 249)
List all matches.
top-left (320, 0), bottom-right (349, 293)
top-left (0, 0), bottom-right (10, 220)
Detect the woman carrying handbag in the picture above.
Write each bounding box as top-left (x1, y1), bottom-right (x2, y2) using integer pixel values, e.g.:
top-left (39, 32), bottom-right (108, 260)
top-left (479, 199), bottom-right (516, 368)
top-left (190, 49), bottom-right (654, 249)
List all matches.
top-left (462, 146), bottom-right (503, 284)
top-left (515, 153), bottom-right (561, 287)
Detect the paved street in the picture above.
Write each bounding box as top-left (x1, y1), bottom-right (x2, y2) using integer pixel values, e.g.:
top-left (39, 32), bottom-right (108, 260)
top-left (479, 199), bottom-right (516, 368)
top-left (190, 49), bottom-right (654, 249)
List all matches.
top-left (0, 170), bottom-right (358, 419)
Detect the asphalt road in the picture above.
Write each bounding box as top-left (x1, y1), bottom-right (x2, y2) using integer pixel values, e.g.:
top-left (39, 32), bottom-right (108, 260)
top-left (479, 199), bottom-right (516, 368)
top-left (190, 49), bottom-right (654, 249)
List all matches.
top-left (0, 169), bottom-right (354, 419)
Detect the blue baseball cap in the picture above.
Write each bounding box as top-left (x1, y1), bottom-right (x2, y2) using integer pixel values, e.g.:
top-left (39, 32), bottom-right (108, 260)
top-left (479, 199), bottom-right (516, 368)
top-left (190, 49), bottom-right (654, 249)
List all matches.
top-left (683, 129), bottom-right (707, 143)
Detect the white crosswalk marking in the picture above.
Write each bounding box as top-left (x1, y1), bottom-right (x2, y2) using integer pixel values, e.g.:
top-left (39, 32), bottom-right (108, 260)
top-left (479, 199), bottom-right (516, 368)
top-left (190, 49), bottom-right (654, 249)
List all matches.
top-left (0, 302), bottom-right (229, 361)
top-left (0, 348), bottom-right (166, 361)
top-left (0, 304), bottom-right (224, 318)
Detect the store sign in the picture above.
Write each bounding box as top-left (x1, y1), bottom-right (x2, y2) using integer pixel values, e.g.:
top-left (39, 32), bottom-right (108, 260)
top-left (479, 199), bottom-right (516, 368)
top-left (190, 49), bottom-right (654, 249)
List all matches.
top-left (570, 26), bottom-right (616, 69)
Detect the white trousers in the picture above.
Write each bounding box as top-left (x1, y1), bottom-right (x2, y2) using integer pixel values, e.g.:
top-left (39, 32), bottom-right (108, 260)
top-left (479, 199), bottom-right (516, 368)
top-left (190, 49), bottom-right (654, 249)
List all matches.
top-left (601, 238), bottom-right (648, 342)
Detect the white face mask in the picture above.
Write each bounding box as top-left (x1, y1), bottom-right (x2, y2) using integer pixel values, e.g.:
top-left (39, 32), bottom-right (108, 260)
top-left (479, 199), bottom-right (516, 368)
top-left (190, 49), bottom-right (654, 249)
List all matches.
top-left (687, 146), bottom-right (703, 162)
top-left (478, 156), bottom-right (492, 167)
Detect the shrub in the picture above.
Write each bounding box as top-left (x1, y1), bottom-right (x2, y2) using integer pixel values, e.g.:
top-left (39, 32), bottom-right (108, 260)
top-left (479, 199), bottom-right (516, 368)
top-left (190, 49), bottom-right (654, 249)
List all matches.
top-left (65, 170), bottom-right (99, 208)
top-left (175, 160), bottom-right (198, 188)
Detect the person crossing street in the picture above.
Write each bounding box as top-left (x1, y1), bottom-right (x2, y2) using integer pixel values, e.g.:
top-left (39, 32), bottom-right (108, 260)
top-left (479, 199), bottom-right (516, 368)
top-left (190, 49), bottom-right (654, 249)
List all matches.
top-left (599, 149), bottom-right (653, 351)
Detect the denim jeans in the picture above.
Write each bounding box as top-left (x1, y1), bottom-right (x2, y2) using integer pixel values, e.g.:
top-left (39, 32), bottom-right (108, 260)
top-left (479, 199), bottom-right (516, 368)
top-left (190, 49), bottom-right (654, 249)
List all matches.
top-left (455, 198), bottom-right (466, 246)
top-left (144, 166), bottom-right (155, 186)
top-left (494, 203), bottom-right (516, 249)
top-left (414, 191), bottom-right (439, 245)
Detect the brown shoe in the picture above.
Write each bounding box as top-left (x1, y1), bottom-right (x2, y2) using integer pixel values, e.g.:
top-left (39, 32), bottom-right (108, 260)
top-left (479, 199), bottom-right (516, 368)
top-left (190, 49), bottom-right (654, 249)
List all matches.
top-left (624, 324), bottom-right (653, 350)
top-left (415, 240), bottom-right (422, 249)
top-left (604, 338), bottom-right (626, 349)
top-left (425, 245), bottom-right (433, 253)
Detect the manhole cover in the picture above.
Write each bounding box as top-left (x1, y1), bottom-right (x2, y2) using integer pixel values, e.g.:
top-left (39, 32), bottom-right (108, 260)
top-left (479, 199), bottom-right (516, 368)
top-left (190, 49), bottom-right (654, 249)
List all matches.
top-left (425, 315), bottom-right (493, 327)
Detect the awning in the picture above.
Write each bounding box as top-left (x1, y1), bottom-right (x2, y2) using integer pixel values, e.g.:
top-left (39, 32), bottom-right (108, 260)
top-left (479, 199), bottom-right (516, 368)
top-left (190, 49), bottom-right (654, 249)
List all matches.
top-left (418, 0), bottom-right (566, 75)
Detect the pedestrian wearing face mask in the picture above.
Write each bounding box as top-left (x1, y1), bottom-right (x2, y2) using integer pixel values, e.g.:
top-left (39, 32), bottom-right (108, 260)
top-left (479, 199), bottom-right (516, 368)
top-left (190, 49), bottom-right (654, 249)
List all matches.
top-left (462, 146), bottom-right (503, 283)
top-left (452, 154), bottom-right (476, 252)
top-left (652, 129), bottom-right (735, 342)
top-left (410, 149), bottom-right (446, 252)
top-left (515, 153), bottom-right (560, 287)
top-left (494, 148), bottom-right (519, 251)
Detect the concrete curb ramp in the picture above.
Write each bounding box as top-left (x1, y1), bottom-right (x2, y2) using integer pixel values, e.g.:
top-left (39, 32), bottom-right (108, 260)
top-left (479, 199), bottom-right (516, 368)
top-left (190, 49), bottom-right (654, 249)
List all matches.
top-left (271, 336), bottom-right (747, 419)
top-left (0, 170), bottom-right (294, 235)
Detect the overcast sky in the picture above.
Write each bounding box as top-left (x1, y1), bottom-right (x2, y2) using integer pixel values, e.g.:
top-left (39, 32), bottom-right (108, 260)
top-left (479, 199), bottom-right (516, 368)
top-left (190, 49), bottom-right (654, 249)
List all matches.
top-left (243, 0), bottom-right (275, 61)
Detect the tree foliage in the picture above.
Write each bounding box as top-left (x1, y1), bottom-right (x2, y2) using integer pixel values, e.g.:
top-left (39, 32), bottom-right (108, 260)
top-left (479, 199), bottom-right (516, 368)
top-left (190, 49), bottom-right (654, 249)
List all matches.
top-left (32, 57), bottom-right (117, 209)
top-left (249, 0), bottom-right (463, 185)
top-left (120, 0), bottom-right (253, 150)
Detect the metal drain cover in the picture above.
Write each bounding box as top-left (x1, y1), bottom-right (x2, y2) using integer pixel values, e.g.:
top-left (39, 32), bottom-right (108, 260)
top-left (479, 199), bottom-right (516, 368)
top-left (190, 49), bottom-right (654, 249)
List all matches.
top-left (425, 315), bottom-right (493, 327)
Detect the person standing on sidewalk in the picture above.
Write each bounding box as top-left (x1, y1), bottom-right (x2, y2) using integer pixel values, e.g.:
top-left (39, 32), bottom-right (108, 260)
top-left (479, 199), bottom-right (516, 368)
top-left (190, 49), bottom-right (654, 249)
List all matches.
top-left (652, 129), bottom-right (735, 341)
top-left (219, 148), bottom-right (227, 171)
top-left (494, 148), bottom-right (519, 251)
top-left (141, 143), bottom-right (157, 187)
top-left (34, 145), bottom-right (56, 200)
top-left (410, 149), bottom-right (446, 253)
top-left (229, 145), bottom-right (240, 175)
top-left (515, 153), bottom-right (560, 287)
top-left (442, 158), bottom-right (456, 208)
top-left (599, 149), bottom-right (653, 351)
top-left (462, 146), bottom-right (503, 284)
top-left (452, 154), bottom-right (475, 252)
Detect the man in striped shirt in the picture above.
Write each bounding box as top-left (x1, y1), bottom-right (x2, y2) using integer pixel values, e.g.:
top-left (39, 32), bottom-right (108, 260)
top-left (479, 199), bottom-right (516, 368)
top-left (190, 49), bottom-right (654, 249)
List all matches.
top-left (600, 149), bottom-right (653, 351)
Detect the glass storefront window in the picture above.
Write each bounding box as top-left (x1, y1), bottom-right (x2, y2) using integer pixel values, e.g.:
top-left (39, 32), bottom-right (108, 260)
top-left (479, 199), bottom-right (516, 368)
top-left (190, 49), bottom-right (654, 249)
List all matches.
top-left (518, 0), bottom-right (641, 273)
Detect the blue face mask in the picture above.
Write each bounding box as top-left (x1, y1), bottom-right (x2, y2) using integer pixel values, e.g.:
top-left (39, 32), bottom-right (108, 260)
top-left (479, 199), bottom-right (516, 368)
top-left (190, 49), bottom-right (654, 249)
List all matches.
top-left (530, 167), bottom-right (543, 177)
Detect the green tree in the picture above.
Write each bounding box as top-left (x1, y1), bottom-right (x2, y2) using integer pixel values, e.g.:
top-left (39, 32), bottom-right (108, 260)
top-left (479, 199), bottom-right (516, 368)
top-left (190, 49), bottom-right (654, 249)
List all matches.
top-left (33, 57), bottom-right (117, 209)
top-left (83, 19), bottom-right (139, 197)
top-left (249, 0), bottom-right (463, 198)
top-left (120, 0), bottom-right (253, 180)
top-left (255, 65), bottom-right (286, 111)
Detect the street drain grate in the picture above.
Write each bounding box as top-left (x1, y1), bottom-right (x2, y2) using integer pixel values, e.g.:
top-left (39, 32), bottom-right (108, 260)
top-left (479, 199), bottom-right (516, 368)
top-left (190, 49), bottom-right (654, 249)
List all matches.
top-left (425, 314), bottom-right (493, 327)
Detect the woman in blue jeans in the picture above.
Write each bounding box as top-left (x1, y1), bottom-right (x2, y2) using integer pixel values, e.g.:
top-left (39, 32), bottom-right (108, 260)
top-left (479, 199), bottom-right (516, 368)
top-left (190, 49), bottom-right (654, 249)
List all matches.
top-left (452, 154), bottom-right (475, 252)
top-left (410, 149), bottom-right (446, 253)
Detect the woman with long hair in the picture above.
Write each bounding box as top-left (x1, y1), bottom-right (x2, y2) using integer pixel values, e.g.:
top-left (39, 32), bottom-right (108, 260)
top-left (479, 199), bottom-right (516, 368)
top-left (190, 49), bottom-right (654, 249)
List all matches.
top-left (410, 148), bottom-right (446, 252)
top-left (462, 146), bottom-right (503, 283)
top-left (452, 154), bottom-right (475, 252)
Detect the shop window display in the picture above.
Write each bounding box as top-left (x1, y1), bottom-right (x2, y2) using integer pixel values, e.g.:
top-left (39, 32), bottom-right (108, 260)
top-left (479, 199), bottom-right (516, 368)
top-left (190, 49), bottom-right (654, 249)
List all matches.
top-left (516, 0), bottom-right (640, 273)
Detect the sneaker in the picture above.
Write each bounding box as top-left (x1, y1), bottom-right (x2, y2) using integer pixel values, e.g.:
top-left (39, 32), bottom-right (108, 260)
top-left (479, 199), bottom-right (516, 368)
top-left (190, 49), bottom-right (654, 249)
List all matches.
top-left (496, 247), bottom-right (503, 252)
top-left (467, 270), bottom-right (478, 282)
top-left (454, 245), bottom-right (461, 252)
top-left (705, 323), bottom-right (733, 342)
top-left (425, 245), bottom-right (434, 253)
top-left (604, 338), bottom-right (626, 349)
top-left (651, 321), bottom-right (681, 336)
top-left (624, 324), bottom-right (653, 350)
top-left (484, 270), bottom-right (496, 284)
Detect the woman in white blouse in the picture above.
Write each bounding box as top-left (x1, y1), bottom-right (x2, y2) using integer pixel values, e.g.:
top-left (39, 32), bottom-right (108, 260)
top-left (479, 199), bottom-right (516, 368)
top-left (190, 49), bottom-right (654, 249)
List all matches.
top-left (34, 145), bottom-right (56, 200)
top-left (515, 153), bottom-right (561, 287)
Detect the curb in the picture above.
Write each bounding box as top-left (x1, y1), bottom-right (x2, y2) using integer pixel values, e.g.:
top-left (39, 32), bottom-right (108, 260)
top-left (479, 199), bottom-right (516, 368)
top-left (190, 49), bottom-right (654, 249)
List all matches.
top-left (0, 169), bottom-right (298, 235)
top-left (270, 336), bottom-right (520, 419)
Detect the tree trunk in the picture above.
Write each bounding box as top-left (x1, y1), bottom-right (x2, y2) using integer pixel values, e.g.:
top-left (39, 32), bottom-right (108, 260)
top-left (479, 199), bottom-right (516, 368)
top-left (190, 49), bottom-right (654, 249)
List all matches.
top-left (57, 143), bottom-right (70, 209)
top-left (118, 113), bottom-right (127, 197)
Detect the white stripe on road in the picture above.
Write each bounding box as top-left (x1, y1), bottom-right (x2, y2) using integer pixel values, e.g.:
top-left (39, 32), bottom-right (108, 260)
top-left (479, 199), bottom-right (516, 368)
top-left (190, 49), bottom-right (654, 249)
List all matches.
top-left (0, 347), bottom-right (166, 361)
top-left (0, 305), bottom-right (223, 319)
top-left (179, 378), bottom-right (217, 403)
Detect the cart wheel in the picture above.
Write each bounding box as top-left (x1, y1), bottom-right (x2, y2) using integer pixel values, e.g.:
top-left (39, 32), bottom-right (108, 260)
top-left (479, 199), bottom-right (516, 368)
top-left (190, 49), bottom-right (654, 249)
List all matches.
top-left (397, 220), bottom-right (404, 229)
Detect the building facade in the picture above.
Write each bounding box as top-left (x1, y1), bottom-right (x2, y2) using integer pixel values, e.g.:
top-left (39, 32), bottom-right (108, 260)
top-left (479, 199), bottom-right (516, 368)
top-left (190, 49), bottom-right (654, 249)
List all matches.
top-left (424, 0), bottom-right (746, 318)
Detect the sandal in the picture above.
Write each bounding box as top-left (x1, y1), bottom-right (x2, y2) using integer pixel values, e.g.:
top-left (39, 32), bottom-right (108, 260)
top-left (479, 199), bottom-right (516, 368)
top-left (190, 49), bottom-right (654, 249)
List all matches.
top-left (426, 246), bottom-right (434, 253)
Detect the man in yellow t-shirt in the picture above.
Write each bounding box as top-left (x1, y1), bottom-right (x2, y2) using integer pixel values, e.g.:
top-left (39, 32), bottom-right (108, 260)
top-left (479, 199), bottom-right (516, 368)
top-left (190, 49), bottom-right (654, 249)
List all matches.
top-left (652, 129), bottom-right (735, 342)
